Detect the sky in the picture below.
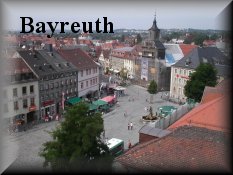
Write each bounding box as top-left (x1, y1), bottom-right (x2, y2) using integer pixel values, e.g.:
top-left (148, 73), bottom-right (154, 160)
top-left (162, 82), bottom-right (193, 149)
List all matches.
top-left (1, 0), bottom-right (232, 31)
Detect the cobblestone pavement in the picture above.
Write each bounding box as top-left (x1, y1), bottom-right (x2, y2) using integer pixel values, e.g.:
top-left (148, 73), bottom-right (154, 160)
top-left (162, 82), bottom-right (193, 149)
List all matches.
top-left (2, 85), bottom-right (179, 172)
top-left (103, 85), bottom-right (179, 149)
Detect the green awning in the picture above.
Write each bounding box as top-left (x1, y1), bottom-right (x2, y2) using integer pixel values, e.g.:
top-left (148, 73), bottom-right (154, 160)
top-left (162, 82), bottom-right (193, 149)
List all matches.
top-left (92, 99), bottom-right (108, 107)
top-left (67, 97), bottom-right (82, 105)
top-left (100, 104), bottom-right (110, 110)
top-left (89, 104), bottom-right (98, 111)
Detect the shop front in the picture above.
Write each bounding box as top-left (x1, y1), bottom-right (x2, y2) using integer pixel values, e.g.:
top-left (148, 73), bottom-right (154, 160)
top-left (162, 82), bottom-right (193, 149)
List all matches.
top-left (40, 100), bottom-right (55, 121)
top-left (27, 105), bottom-right (37, 123)
top-left (11, 114), bottom-right (26, 132)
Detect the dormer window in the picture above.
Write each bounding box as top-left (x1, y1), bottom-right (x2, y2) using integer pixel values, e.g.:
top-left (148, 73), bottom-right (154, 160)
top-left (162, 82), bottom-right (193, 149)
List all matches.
top-left (203, 57), bottom-right (208, 63)
top-left (185, 59), bottom-right (190, 66)
top-left (64, 62), bottom-right (70, 67)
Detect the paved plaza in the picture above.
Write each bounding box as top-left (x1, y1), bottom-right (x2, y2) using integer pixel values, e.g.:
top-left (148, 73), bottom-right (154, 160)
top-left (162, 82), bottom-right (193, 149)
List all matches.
top-left (2, 85), bottom-right (180, 172)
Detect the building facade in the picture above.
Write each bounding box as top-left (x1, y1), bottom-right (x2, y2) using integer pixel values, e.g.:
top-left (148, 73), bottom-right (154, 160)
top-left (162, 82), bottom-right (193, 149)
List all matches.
top-left (2, 58), bottom-right (39, 124)
top-left (170, 47), bottom-right (231, 103)
top-left (18, 47), bottom-right (78, 119)
top-left (110, 46), bottom-right (139, 78)
top-left (58, 48), bottom-right (100, 98)
top-left (135, 15), bottom-right (170, 90)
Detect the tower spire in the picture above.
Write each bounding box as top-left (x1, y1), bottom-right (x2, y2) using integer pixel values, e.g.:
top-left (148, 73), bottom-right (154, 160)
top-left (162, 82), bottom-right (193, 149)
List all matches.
top-left (154, 10), bottom-right (156, 21)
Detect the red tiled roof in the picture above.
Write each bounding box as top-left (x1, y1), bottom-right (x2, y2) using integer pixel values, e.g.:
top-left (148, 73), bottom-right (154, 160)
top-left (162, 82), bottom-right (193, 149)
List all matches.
top-left (179, 44), bottom-right (198, 56)
top-left (4, 35), bottom-right (18, 43)
top-left (5, 57), bottom-right (32, 75)
top-left (201, 79), bottom-right (231, 104)
top-left (95, 46), bottom-right (102, 58)
top-left (102, 49), bottom-right (111, 59)
top-left (168, 96), bottom-right (230, 132)
top-left (115, 126), bottom-right (231, 173)
top-left (57, 48), bottom-right (98, 70)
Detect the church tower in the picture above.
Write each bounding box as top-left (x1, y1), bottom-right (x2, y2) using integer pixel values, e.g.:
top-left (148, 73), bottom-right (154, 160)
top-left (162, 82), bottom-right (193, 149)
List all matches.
top-left (148, 12), bottom-right (160, 41)
top-left (135, 12), bottom-right (170, 91)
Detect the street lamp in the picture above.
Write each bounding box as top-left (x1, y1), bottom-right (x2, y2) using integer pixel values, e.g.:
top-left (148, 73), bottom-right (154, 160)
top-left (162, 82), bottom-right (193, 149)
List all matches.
top-left (161, 87), bottom-right (164, 99)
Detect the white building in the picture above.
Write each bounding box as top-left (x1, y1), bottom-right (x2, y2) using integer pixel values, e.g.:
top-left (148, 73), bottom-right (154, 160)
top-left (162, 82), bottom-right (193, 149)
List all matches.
top-left (170, 47), bottom-right (231, 103)
top-left (58, 48), bottom-right (100, 98)
top-left (2, 58), bottom-right (39, 125)
top-left (110, 46), bottom-right (140, 78)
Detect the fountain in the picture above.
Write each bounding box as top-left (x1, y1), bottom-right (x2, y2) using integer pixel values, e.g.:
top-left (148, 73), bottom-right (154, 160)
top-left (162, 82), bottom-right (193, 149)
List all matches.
top-left (142, 106), bottom-right (158, 123)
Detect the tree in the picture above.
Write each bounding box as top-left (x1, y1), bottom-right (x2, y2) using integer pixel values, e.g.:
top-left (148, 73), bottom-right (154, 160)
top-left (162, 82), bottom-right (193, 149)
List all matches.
top-left (39, 102), bottom-right (113, 173)
top-left (136, 34), bottom-right (142, 44)
top-left (210, 33), bottom-right (218, 40)
top-left (147, 80), bottom-right (157, 103)
top-left (184, 63), bottom-right (217, 102)
top-left (120, 34), bottom-right (125, 42)
top-left (119, 67), bottom-right (128, 81)
top-left (105, 67), bottom-right (110, 75)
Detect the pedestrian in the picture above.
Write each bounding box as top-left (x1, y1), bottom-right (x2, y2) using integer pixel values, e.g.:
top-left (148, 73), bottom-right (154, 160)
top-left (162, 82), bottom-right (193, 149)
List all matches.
top-left (144, 106), bottom-right (147, 112)
top-left (128, 140), bottom-right (132, 149)
top-left (56, 114), bottom-right (59, 121)
top-left (49, 115), bottom-right (53, 121)
top-left (124, 112), bottom-right (126, 117)
top-left (130, 122), bottom-right (133, 130)
top-left (128, 123), bottom-right (130, 130)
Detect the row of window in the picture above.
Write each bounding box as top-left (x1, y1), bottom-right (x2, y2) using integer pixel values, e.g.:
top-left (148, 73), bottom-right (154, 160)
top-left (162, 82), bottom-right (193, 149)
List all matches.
top-left (174, 68), bottom-right (192, 76)
top-left (40, 79), bottom-right (77, 91)
top-left (80, 78), bottom-right (98, 89)
top-left (41, 71), bottom-right (77, 81)
top-left (4, 97), bottom-right (35, 112)
top-left (80, 68), bottom-right (98, 77)
top-left (41, 88), bottom-right (77, 102)
top-left (11, 85), bottom-right (34, 97)
top-left (172, 86), bottom-right (185, 96)
top-left (174, 78), bottom-right (187, 85)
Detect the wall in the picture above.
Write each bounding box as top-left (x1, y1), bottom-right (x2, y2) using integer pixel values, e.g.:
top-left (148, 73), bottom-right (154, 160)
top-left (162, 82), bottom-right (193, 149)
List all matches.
top-left (2, 81), bottom-right (39, 121)
top-left (139, 133), bottom-right (157, 143)
top-left (78, 67), bottom-right (99, 97)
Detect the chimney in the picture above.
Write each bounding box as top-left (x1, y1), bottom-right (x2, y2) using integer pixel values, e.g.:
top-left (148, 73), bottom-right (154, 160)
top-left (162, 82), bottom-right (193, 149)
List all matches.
top-left (45, 43), bottom-right (53, 52)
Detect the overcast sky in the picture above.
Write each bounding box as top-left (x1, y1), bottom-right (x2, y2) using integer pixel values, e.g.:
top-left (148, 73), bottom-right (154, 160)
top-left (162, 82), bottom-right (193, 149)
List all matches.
top-left (2, 0), bottom-right (231, 31)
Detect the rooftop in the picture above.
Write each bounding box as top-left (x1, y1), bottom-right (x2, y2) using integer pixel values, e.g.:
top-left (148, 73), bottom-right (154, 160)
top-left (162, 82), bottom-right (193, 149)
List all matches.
top-left (115, 126), bottom-right (231, 173)
top-left (168, 96), bottom-right (230, 132)
top-left (172, 47), bottom-right (231, 75)
top-left (113, 47), bottom-right (134, 52)
top-left (5, 57), bottom-right (32, 75)
top-left (58, 48), bottom-right (98, 70)
top-left (139, 125), bottom-right (171, 138)
top-left (18, 49), bottom-right (77, 77)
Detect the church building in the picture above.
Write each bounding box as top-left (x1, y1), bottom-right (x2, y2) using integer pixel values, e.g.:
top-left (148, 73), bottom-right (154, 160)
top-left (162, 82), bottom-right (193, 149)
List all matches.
top-left (135, 14), bottom-right (171, 91)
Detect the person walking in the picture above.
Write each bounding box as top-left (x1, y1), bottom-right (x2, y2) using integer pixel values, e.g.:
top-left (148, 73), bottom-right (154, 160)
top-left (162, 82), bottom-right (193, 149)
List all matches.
top-left (130, 122), bottom-right (133, 130)
top-left (128, 123), bottom-right (130, 130)
top-left (55, 114), bottom-right (59, 121)
top-left (128, 140), bottom-right (132, 149)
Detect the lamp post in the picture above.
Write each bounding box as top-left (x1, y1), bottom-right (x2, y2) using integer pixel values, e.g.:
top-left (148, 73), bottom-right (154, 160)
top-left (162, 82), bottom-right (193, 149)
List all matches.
top-left (161, 87), bottom-right (164, 99)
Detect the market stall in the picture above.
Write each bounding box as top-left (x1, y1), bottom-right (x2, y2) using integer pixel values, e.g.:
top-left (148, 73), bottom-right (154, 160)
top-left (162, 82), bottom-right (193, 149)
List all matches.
top-left (101, 96), bottom-right (116, 105)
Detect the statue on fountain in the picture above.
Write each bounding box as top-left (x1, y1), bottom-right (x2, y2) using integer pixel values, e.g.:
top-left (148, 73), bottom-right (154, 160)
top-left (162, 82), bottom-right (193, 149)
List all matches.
top-left (142, 106), bottom-right (158, 121)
